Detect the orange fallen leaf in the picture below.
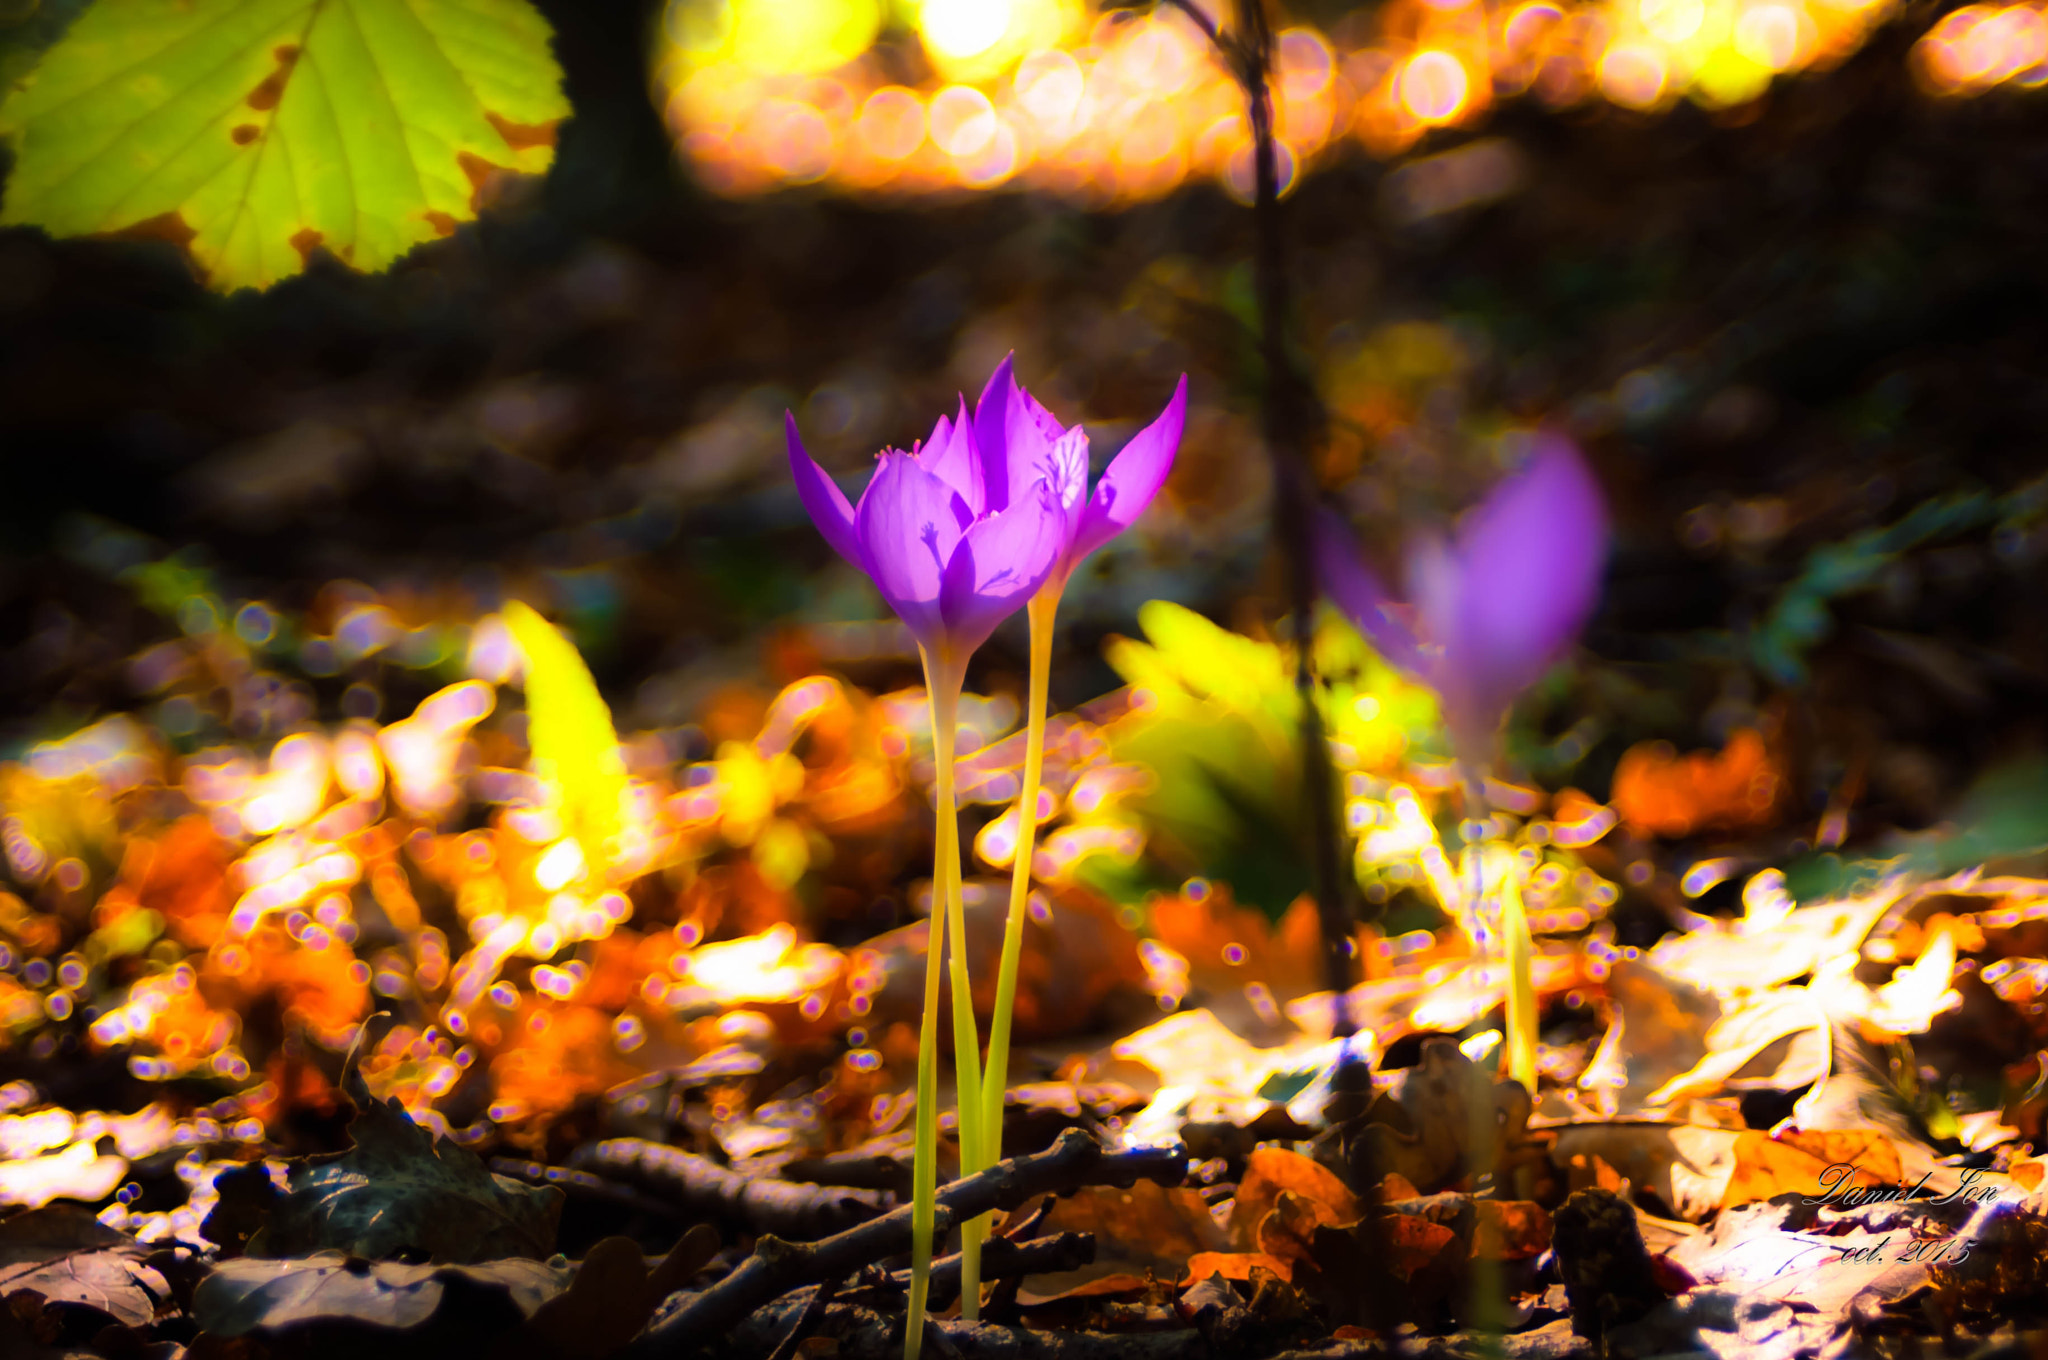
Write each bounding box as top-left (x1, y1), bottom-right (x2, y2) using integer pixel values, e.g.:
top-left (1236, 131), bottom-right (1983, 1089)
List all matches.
top-left (1720, 1129), bottom-right (1899, 1209)
top-left (1233, 1148), bottom-right (1358, 1250)
top-left (100, 814), bottom-right (235, 949)
top-left (1152, 888), bottom-right (1334, 1000)
top-left (1032, 1181), bottom-right (1229, 1287)
top-left (1358, 1214), bottom-right (1463, 1283)
top-left (1256, 1189), bottom-right (1350, 1271)
top-left (1181, 1251), bottom-right (1294, 1285)
top-left (1381, 1172), bottom-right (1421, 1200)
top-left (1612, 728), bottom-right (1784, 839)
top-left (1473, 1201), bottom-right (1552, 1260)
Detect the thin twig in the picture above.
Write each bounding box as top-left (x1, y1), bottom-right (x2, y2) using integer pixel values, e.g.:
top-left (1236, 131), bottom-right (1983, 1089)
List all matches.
top-left (1000, 1197), bottom-right (1056, 1242)
top-left (908, 1231), bottom-right (1097, 1311)
top-left (1157, 0), bottom-right (1226, 53)
top-left (624, 1128), bottom-right (1186, 1359)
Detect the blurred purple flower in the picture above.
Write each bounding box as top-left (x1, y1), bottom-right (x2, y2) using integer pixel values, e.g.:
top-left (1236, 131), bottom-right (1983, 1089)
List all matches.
top-left (787, 359), bottom-right (1187, 653)
top-left (1316, 434), bottom-right (1608, 755)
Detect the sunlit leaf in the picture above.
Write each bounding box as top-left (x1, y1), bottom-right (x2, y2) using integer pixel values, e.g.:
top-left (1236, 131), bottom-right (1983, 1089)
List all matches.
top-left (0, 0), bottom-right (568, 292)
top-left (502, 602), bottom-right (629, 877)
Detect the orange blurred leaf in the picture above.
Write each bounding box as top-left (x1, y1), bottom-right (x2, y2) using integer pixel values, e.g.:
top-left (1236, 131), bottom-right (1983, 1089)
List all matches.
top-left (1612, 728), bottom-right (1784, 839)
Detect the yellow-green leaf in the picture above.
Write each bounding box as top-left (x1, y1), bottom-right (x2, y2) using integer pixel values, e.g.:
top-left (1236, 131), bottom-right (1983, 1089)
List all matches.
top-left (0, 0), bottom-right (568, 293)
top-left (501, 602), bottom-right (627, 878)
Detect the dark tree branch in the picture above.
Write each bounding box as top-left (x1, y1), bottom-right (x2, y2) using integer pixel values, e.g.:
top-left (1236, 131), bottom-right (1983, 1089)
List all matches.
top-left (624, 1129), bottom-right (1186, 1359)
top-left (1177, 4), bottom-right (1402, 1343)
top-left (570, 1140), bottom-right (890, 1240)
top-left (916, 1231), bottom-right (1095, 1312)
top-left (781, 1149), bottom-right (914, 1198)
top-left (1227, 0), bottom-right (1360, 1017)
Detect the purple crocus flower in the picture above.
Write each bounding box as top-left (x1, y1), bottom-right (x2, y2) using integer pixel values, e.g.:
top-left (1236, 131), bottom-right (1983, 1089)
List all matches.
top-left (786, 398), bottom-right (1068, 660)
top-left (787, 360), bottom-right (1188, 653)
top-left (969, 357), bottom-right (1189, 594)
top-left (1316, 434), bottom-right (1608, 758)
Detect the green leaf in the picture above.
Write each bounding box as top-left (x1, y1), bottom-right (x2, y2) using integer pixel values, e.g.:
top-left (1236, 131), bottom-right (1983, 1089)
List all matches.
top-left (0, 0), bottom-right (568, 292)
top-left (501, 600), bottom-right (628, 877)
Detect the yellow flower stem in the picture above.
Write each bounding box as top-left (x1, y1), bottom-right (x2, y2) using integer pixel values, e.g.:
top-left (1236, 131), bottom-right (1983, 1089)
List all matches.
top-left (904, 775), bottom-right (943, 1360)
top-left (1500, 857), bottom-right (1539, 1098)
top-left (974, 585), bottom-right (1063, 1305)
top-left (925, 648), bottom-right (985, 1322)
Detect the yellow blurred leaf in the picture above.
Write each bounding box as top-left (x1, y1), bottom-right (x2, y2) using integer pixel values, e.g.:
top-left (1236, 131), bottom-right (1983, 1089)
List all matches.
top-left (503, 603), bottom-right (628, 877)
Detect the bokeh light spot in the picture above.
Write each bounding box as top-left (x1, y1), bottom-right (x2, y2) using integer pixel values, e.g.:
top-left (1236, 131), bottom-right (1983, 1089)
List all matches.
top-left (1399, 50), bottom-right (1471, 123)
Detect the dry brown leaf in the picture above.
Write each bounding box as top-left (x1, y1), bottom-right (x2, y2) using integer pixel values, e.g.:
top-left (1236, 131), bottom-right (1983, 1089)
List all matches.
top-left (1719, 1130), bottom-right (1898, 1210)
top-left (1577, 957), bottom-right (1721, 1117)
top-left (1334, 1038), bottom-right (1548, 1195)
top-left (1028, 1180), bottom-right (1229, 1292)
top-left (1255, 1189), bottom-right (1347, 1271)
top-left (1231, 1147), bottom-right (1358, 1250)
top-left (1547, 1124), bottom-right (1746, 1221)
top-left (1473, 1200), bottom-right (1553, 1260)
top-left (0, 1206), bottom-right (168, 1328)
top-left (521, 1226), bottom-right (718, 1360)
top-left (1296, 1213), bottom-right (1465, 1329)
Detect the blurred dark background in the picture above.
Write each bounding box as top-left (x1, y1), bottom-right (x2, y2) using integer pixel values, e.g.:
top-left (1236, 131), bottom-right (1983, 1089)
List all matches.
top-left (3, 0), bottom-right (2047, 851)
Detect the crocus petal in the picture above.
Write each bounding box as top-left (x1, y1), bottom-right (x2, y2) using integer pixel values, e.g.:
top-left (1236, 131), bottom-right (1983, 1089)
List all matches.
top-left (1313, 505), bottom-right (1424, 675)
top-left (1068, 375), bottom-right (1187, 569)
top-left (913, 399), bottom-right (985, 516)
top-left (1446, 434), bottom-right (1608, 721)
top-left (973, 355), bottom-right (1069, 513)
top-left (787, 413), bottom-right (864, 571)
top-left (937, 478), bottom-right (1066, 651)
top-left (854, 451), bottom-right (972, 650)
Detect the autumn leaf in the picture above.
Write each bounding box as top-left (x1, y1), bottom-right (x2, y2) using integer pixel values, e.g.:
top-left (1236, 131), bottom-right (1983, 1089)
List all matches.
top-left (0, 0), bottom-right (569, 292)
top-left (1611, 727), bottom-right (1785, 839)
top-left (502, 602), bottom-right (629, 878)
top-left (0, 1205), bottom-right (169, 1328)
top-left (193, 1251), bottom-right (570, 1339)
top-left (248, 1025), bottom-right (564, 1263)
top-left (1232, 1147), bottom-right (1358, 1251)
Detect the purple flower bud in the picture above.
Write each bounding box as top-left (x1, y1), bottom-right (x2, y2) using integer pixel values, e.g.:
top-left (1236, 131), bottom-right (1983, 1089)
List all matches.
top-left (1317, 435), bottom-right (1608, 758)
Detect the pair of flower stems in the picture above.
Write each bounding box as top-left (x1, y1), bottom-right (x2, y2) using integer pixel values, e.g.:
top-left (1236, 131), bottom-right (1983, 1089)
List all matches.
top-left (904, 586), bottom-right (1058, 1352)
top-left (786, 358), bottom-right (1188, 1360)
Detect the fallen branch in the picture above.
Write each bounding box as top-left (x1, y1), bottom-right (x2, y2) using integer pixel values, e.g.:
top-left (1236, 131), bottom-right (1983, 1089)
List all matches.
top-left (571, 1139), bottom-right (889, 1240)
top-left (489, 1158), bottom-right (690, 1222)
top-left (780, 1148), bottom-right (914, 1197)
top-left (625, 1128), bottom-right (1186, 1359)
top-left (908, 1231), bottom-right (1095, 1312)
top-left (806, 1230), bottom-right (1094, 1312)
